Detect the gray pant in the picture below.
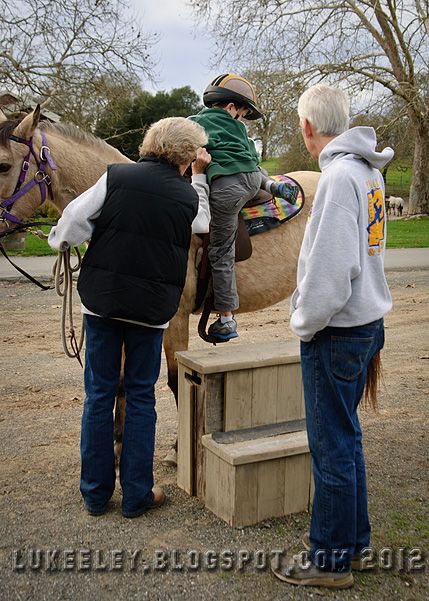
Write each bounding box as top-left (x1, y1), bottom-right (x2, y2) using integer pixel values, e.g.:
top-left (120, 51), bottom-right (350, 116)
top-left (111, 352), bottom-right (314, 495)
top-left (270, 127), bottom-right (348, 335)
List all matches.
top-left (209, 170), bottom-right (263, 311)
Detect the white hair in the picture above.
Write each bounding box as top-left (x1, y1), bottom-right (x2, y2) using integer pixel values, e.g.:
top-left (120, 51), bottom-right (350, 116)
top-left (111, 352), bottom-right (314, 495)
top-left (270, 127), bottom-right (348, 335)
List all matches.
top-left (298, 84), bottom-right (350, 136)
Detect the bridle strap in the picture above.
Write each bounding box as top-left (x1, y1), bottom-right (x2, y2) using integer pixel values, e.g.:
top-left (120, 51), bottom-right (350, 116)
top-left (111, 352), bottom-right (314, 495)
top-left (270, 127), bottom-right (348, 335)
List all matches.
top-left (0, 129), bottom-right (58, 288)
top-left (0, 241), bottom-right (52, 290)
top-left (0, 130), bottom-right (57, 225)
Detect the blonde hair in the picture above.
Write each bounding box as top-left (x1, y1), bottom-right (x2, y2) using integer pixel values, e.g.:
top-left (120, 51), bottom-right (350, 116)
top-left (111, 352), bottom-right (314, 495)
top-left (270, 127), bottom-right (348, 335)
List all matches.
top-left (139, 117), bottom-right (208, 167)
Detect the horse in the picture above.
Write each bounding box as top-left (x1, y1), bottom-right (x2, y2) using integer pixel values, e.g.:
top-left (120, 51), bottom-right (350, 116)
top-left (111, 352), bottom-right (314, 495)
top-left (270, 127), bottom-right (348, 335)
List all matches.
top-left (0, 106), bottom-right (320, 463)
top-left (386, 195), bottom-right (404, 217)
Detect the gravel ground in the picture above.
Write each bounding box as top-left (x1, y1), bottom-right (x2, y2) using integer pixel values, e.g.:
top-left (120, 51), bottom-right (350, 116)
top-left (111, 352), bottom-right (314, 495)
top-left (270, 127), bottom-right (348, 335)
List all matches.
top-left (0, 270), bottom-right (428, 601)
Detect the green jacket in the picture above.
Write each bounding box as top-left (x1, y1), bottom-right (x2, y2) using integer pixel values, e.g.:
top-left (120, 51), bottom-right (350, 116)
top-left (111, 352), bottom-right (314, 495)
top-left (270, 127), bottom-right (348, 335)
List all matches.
top-left (188, 108), bottom-right (259, 184)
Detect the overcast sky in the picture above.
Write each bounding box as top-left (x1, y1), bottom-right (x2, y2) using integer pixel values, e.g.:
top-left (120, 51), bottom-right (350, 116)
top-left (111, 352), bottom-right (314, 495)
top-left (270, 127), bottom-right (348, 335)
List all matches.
top-left (132, 0), bottom-right (222, 99)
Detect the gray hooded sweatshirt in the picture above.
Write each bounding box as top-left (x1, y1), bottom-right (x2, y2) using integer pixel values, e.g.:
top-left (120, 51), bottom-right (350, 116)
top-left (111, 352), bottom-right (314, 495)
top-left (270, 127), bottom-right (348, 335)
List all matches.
top-left (290, 126), bottom-right (394, 341)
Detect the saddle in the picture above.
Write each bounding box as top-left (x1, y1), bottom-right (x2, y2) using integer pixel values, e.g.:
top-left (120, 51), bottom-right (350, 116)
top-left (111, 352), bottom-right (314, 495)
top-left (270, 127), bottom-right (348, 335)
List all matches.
top-left (236, 189), bottom-right (273, 261)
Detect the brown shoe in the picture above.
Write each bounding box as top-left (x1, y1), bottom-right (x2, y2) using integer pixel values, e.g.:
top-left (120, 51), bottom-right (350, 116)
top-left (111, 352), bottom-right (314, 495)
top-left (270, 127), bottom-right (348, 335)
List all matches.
top-left (301, 532), bottom-right (375, 572)
top-left (147, 485), bottom-right (166, 509)
top-left (122, 486), bottom-right (166, 518)
top-left (271, 554), bottom-right (353, 589)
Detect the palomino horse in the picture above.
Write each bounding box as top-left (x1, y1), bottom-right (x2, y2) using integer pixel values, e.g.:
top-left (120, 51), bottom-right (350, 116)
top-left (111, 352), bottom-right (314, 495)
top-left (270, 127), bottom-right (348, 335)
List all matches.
top-left (0, 107), bottom-right (320, 461)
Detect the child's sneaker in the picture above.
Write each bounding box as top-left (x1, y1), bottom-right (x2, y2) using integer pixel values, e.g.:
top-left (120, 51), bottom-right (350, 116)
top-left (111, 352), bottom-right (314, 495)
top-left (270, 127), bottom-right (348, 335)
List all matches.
top-left (208, 316), bottom-right (238, 341)
top-left (271, 181), bottom-right (299, 205)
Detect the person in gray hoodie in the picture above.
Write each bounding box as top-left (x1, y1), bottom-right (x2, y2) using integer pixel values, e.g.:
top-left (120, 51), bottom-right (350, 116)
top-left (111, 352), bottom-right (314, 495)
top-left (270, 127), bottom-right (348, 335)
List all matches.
top-left (271, 84), bottom-right (393, 589)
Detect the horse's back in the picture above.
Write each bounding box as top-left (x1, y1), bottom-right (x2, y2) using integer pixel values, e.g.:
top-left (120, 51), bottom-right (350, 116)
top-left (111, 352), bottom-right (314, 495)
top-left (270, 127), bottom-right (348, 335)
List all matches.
top-left (287, 171), bottom-right (320, 197)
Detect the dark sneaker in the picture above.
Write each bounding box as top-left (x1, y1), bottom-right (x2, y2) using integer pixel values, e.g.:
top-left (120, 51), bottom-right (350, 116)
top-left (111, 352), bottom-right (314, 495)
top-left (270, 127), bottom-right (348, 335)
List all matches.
top-left (208, 317), bottom-right (238, 341)
top-left (301, 532), bottom-right (375, 572)
top-left (85, 503), bottom-right (108, 517)
top-left (122, 485), bottom-right (166, 519)
top-left (271, 181), bottom-right (299, 204)
top-left (271, 554), bottom-right (353, 589)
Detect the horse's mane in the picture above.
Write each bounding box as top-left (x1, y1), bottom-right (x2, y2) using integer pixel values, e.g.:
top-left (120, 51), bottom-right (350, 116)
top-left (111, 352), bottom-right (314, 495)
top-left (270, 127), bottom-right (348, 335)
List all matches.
top-left (0, 119), bottom-right (22, 147)
top-left (39, 120), bottom-right (115, 153)
top-left (0, 116), bottom-right (116, 155)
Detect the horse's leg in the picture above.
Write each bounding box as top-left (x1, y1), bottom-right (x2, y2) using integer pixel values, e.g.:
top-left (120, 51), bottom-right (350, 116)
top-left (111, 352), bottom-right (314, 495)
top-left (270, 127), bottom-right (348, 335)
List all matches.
top-left (114, 350), bottom-right (126, 469)
top-left (161, 308), bottom-right (190, 466)
top-left (164, 313), bottom-right (190, 405)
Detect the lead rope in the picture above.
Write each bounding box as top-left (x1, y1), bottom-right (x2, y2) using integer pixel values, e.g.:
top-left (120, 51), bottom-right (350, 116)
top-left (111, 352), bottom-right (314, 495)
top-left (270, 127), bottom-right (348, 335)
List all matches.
top-left (53, 247), bottom-right (84, 367)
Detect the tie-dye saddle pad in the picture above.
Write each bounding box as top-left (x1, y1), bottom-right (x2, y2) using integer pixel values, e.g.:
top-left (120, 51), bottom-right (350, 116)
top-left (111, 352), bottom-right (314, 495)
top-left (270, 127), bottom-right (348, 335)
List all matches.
top-left (241, 175), bottom-right (304, 236)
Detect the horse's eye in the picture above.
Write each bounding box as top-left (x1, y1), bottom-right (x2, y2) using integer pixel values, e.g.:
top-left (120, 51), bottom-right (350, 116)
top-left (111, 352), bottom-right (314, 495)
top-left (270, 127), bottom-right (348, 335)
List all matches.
top-left (0, 163), bottom-right (11, 173)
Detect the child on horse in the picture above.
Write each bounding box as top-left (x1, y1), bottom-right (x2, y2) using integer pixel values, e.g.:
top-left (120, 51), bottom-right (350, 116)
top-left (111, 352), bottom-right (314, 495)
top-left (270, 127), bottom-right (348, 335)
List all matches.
top-left (189, 73), bottom-right (297, 341)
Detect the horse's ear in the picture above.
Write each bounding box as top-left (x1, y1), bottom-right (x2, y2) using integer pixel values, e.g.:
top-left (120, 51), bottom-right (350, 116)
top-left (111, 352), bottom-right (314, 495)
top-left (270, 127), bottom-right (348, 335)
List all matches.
top-left (0, 109), bottom-right (7, 123)
top-left (13, 105), bottom-right (41, 139)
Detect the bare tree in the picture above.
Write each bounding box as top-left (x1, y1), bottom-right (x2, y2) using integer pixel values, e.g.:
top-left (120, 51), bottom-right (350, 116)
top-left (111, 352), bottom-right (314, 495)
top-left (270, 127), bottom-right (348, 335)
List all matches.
top-left (47, 71), bottom-right (142, 130)
top-left (244, 69), bottom-right (302, 160)
top-left (0, 0), bottom-right (157, 114)
top-left (191, 0), bottom-right (429, 215)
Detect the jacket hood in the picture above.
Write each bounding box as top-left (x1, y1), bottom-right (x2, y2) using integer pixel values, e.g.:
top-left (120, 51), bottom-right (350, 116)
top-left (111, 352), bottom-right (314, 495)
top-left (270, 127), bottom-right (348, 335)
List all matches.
top-left (319, 126), bottom-right (394, 171)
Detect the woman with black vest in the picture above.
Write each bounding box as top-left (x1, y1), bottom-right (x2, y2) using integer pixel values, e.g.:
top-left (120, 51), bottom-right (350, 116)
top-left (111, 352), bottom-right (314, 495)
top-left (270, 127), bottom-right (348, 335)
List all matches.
top-left (48, 117), bottom-right (210, 518)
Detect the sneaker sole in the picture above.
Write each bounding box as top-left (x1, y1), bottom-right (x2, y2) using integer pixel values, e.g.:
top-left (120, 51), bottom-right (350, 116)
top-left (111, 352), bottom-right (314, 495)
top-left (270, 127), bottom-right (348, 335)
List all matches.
top-left (86, 506), bottom-right (107, 517)
top-left (209, 331), bottom-right (239, 341)
top-left (122, 496), bottom-right (166, 518)
top-left (272, 568), bottom-right (354, 589)
top-left (122, 505), bottom-right (161, 518)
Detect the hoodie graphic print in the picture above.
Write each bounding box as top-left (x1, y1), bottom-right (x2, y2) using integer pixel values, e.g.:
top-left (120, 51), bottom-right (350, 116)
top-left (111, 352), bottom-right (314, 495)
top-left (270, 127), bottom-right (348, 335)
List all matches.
top-left (367, 180), bottom-right (385, 254)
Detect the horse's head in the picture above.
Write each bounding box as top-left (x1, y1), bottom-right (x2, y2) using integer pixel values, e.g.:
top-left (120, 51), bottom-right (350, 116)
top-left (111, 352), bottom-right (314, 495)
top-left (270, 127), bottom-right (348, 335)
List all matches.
top-left (0, 106), bottom-right (50, 234)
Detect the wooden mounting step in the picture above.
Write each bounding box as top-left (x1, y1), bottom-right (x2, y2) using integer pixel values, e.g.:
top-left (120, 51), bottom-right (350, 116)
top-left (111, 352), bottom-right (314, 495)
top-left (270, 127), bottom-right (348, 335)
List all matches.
top-left (202, 430), bottom-right (312, 528)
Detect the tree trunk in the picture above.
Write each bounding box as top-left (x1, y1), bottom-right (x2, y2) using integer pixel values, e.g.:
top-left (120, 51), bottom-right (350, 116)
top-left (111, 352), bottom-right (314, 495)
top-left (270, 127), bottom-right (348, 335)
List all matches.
top-left (408, 122), bottom-right (429, 215)
top-left (260, 136), bottom-right (269, 162)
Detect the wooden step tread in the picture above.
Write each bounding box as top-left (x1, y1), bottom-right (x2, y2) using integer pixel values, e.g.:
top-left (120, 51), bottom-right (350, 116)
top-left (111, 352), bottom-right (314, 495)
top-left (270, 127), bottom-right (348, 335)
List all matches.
top-left (202, 430), bottom-right (309, 466)
top-left (176, 340), bottom-right (300, 374)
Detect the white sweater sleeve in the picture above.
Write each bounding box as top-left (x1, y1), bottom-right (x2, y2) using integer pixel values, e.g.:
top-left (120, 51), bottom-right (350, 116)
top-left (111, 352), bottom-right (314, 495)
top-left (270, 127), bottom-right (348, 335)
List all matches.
top-left (191, 174), bottom-right (211, 234)
top-left (48, 173), bottom-right (107, 251)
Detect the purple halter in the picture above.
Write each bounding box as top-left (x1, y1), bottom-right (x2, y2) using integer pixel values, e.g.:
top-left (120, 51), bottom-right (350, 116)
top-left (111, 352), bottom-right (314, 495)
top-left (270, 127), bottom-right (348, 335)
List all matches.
top-left (0, 129), bottom-right (57, 226)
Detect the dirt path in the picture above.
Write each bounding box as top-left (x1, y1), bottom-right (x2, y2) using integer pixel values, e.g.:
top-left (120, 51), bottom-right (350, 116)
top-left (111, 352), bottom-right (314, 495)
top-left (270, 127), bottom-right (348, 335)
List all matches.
top-left (0, 270), bottom-right (428, 601)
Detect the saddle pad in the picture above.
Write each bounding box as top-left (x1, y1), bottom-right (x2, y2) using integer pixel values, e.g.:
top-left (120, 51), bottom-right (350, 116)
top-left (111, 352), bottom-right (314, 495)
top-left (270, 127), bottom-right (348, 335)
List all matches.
top-left (241, 175), bottom-right (303, 223)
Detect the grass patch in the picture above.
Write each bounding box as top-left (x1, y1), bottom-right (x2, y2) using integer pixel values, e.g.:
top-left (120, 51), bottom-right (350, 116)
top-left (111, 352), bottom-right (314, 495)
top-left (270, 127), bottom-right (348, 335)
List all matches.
top-left (260, 157), bottom-right (282, 175)
top-left (5, 225), bottom-right (86, 257)
top-left (386, 162), bottom-right (412, 197)
top-left (387, 217), bottom-right (429, 248)
top-left (373, 506), bottom-right (428, 548)
top-left (5, 204), bottom-right (428, 257)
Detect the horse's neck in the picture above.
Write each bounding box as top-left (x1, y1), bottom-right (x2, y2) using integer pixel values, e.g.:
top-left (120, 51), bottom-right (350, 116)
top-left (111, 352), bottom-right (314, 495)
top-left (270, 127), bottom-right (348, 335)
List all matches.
top-left (46, 130), bottom-right (132, 213)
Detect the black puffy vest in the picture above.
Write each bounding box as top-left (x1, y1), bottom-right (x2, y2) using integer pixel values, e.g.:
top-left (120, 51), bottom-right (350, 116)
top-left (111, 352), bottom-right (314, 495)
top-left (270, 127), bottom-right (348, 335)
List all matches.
top-left (77, 157), bottom-right (198, 325)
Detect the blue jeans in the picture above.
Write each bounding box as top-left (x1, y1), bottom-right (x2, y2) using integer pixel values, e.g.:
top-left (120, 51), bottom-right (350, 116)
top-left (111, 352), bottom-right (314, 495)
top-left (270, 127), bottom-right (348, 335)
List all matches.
top-left (300, 318), bottom-right (385, 572)
top-left (81, 315), bottom-right (163, 514)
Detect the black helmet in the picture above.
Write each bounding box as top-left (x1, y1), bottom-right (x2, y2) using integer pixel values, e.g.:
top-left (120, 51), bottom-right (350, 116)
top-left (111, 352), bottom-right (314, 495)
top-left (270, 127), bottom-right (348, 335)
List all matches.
top-left (203, 73), bottom-right (263, 120)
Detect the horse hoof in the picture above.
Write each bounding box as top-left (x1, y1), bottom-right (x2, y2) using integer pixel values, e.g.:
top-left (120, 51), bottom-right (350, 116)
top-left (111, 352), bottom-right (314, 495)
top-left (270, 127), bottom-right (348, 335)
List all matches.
top-left (162, 447), bottom-right (177, 467)
top-left (114, 441), bottom-right (122, 468)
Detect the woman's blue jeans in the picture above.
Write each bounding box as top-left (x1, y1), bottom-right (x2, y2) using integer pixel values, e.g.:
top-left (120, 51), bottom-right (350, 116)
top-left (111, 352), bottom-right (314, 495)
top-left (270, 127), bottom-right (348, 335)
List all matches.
top-left (300, 318), bottom-right (385, 572)
top-left (80, 315), bottom-right (163, 514)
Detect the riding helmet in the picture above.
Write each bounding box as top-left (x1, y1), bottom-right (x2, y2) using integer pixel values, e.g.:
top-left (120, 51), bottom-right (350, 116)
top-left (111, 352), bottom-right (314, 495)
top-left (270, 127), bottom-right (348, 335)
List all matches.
top-left (203, 73), bottom-right (263, 120)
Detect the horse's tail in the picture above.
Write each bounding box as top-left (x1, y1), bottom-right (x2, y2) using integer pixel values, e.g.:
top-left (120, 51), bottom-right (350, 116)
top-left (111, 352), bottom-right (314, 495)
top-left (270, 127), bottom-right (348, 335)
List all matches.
top-left (363, 351), bottom-right (382, 411)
